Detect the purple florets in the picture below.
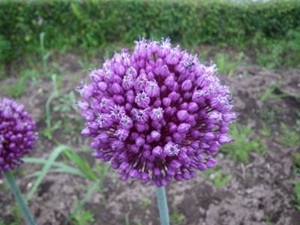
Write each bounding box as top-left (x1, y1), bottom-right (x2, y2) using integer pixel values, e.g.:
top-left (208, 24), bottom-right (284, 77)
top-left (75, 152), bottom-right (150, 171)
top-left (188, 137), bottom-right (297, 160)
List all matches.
top-left (0, 98), bottom-right (37, 173)
top-left (78, 38), bottom-right (237, 186)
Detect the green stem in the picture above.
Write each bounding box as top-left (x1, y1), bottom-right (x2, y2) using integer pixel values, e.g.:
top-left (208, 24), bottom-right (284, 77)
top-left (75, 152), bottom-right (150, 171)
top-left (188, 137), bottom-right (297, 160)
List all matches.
top-left (4, 170), bottom-right (36, 225)
top-left (155, 186), bottom-right (170, 225)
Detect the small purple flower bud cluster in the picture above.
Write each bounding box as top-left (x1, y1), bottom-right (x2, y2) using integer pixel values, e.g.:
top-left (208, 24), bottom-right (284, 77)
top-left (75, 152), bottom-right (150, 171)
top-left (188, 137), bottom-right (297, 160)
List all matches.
top-left (78, 38), bottom-right (237, 186)
top-left (0, 98), bottom-right (37, 173)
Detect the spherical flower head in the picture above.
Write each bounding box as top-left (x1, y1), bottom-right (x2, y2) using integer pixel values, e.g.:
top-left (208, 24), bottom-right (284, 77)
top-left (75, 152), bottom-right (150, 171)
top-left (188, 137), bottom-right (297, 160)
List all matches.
top-left (78, 38), bottom-right (237, 186)
top-left (0, 98), bottom-right (37, 174)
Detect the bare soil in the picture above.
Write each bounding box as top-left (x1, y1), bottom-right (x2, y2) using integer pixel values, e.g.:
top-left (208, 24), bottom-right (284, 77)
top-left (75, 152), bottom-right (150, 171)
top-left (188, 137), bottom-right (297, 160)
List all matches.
top-left (0, 53), bottom-right (300, 225)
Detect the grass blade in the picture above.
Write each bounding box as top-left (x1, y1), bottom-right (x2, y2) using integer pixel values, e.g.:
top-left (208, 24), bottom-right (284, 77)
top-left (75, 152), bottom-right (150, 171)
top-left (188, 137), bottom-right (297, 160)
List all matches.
top-left (23, 157), bottom-right (86, 178)
top-left (26, 145), bottom-right (70, 200)
top-left (25, 168), bottom-right (85, 179)
top-left (62, 149), bottom-right (96, 182)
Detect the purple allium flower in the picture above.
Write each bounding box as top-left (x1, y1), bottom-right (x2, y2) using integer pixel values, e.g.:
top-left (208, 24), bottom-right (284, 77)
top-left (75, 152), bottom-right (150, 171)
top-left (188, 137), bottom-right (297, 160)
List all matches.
top-left (0, 98), bottom-right (37, 173)
top-left (78, 38), bottom-right (237, 186)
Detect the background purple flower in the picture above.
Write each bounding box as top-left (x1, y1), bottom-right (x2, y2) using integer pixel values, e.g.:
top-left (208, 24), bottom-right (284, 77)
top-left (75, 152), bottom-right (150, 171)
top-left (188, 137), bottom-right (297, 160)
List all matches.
top-left (78, 38), bottom-right (237, 186)
top-left (0, 98), bottom-right (37, 173)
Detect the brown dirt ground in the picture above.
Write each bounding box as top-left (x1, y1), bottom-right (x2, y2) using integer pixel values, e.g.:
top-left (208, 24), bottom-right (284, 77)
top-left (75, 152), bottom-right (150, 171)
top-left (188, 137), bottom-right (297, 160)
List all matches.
top-left (0, 53), bottom-right (300, 225)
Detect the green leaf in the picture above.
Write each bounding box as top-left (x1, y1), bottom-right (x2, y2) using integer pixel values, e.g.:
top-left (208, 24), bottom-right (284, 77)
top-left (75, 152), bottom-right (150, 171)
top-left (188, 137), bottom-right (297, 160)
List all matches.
top-left (26, 145), bottom-right (70, 200)
top-left (295, 182), bottom-right (300, 201)
top-left (62, 149), bottom-right (97, 182)
top-left (23, 157), bottom-right (86, 178)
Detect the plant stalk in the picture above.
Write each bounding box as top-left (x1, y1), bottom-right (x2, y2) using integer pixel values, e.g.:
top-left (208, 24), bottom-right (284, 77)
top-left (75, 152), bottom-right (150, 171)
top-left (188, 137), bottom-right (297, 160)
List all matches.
top-left (155, 186), bottom-right (170, 225)
top-left (4, 170), bottom-right (36, 225)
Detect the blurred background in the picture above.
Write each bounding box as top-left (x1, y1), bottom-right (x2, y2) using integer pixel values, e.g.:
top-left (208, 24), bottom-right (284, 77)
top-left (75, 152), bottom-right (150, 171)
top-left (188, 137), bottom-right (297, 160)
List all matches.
top-left (0, 0), bottom-right (299, 225)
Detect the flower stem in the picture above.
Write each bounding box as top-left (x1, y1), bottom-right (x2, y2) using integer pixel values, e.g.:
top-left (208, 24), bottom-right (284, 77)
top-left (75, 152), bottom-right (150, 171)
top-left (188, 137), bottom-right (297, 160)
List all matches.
top-left (155, 186), bottom-right (170, 225)
top-left (4, 170), bottom-right (36, 225)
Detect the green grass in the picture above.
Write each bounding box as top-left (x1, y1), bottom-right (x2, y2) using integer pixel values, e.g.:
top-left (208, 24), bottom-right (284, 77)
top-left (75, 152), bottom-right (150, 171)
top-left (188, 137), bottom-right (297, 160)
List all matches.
top-left (221, 123), bottom-right (266, 163)
top-left (24, 144), bottom-right (109, 199)
top-left (265, 214), bottom-right (276, 224)
top-left (280, 123), bottom-right (300, 148)
top-left (294, 153), bottom-right (300, 166)
top-left (203, 166), bottom-right (232, 188)
top-left (124, 216), bottom-right (143, 225)
top-left (70, 200), bottom-right (95, 225)
top-left (3, 76), bottom-right (27, 98)
top-left (260, 83), bottom-right (281, 102)
top-left (53, 91), bottom-right (83, 135)
top-left (0, 187), bottom-right (23, 225)
top-left (256, 42), bottom-right (285, 69)
top-left (170, 207), bottom-right (185, 225)
top-left (260, 122), bottom-right (271, 137)
top-left (0, 202), bottom-right (23, 225)
top-left (296, 111), bottom-right (300, 132)
top-left (25, 145), bottom-right (72, 200)
top-left (214, 52), bottom-right (245, 77)
top-left (294, 182), bottom-right (300, 211)
top-left (257, 107), bottom-right (278, 125)
top-left (253, 30), bottom-right (300, 68)
top-left (286, 28), bottom-right (300, 66)
top-left (42, 74), bottom-right (61, 141)
top-left (23, 144), bottom-right (110, 225)
top-left (293, 152), bottom-right (300, 211)
top-left (141, 197), bottom-right (151, 208)
top-left (291, 151), bottom-right (300, 210)
top-left (2, 68), bottom-right (41, 98)
top-left (42, 73), bottom-right (82, 141)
